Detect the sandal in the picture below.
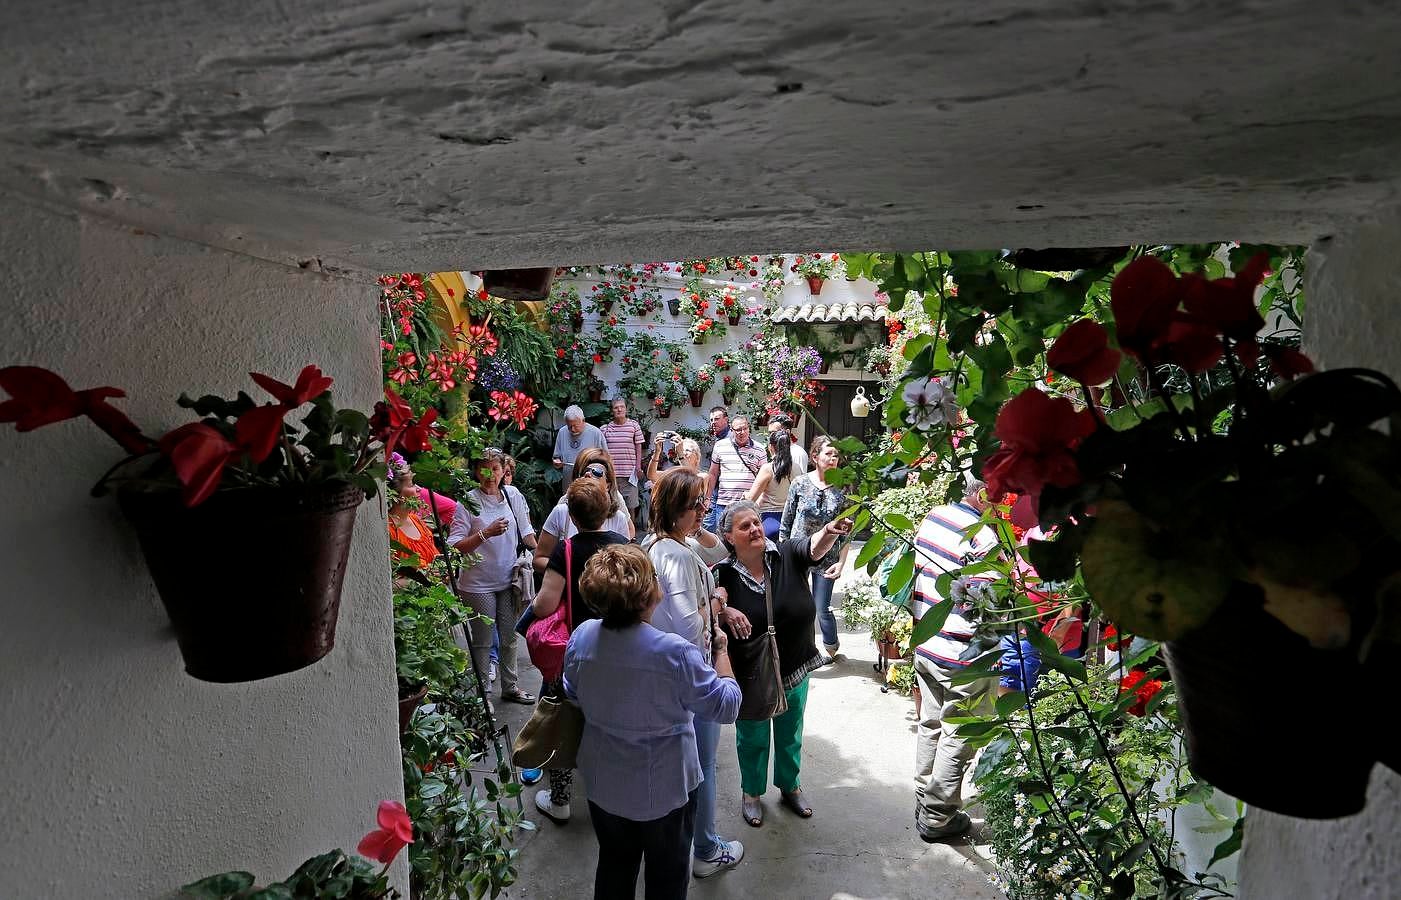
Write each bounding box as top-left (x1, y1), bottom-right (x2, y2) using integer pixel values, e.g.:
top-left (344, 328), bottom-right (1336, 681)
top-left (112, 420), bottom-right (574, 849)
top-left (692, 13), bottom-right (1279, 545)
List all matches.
top-left (780, 788), bottom-right (813, 818)
top-left (501, 689), bottom-right (536, 705)
top-left (742, 794), bottom-right (763, 828)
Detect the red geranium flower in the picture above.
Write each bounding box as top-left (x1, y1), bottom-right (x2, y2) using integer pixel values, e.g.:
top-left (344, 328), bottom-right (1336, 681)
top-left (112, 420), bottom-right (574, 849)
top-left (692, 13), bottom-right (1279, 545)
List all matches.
top-left (1119, 670), bottom-right (1165, 717)
top-left (357, 800), bottom-right (413, 865)
top-left (1180, 253), bottom-right (1270, 344)
top-left (1046, 320), bottom-right (1122, 386)
top-left (981, 388), bottom-right (1095, 506)
top-left (1110, 257), bottom-right (1182, 362)
top-left (1264, 345), bottom-right (1314, 380)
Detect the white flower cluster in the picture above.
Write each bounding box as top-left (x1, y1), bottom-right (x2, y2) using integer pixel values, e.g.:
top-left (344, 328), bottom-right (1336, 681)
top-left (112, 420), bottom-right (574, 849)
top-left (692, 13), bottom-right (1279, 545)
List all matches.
top-left (901, 376), bottom-right (957, 431)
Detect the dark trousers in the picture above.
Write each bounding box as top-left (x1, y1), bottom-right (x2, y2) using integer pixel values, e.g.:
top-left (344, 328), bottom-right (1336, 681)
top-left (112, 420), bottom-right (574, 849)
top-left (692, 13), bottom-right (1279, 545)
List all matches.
top-left (588, 788), bottom-right (698, 900)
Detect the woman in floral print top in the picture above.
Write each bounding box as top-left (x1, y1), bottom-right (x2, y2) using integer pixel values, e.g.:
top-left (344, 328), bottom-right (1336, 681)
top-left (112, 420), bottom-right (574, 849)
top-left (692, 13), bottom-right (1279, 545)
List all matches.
top-left (780, 435), bottom-right (850, 659)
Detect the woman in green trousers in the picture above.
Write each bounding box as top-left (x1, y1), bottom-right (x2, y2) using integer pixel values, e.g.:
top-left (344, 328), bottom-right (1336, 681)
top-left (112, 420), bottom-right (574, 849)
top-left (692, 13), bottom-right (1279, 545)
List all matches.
top-left (713, 500), bottom-right (851, 827)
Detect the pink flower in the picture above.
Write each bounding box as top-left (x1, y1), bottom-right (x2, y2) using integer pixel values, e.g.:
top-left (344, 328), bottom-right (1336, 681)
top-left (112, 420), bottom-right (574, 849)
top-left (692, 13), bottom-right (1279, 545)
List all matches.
top-left (357, 800), bottom-right (413, 865)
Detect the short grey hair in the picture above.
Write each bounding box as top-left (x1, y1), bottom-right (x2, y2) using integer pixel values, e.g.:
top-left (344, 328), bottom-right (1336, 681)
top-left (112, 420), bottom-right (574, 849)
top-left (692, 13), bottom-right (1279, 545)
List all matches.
top-left (563, 405), bottom-right (585, 422)
top-left (718, 499), bottom-right (762, 536)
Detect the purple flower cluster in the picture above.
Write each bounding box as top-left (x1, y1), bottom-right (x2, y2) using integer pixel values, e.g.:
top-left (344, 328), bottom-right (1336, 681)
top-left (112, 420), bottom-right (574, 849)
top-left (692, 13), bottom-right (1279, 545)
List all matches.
top-left (478, 355), bottom-right (521, 392)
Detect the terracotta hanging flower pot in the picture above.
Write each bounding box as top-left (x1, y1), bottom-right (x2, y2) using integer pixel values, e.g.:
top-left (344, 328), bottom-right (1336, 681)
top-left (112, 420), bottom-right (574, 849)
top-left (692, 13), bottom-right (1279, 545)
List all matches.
top-left (688, 389), bottom-right (705, 408)
top-left (398, 683), bottom-right (429, 733)
top-left (1165, 591), bottom-right (1373, 819)
top-left (118, 482), bottom-right (363, 683)
top-left (482, 267), bottom-right (554, 301)
top-left (876, 635), bottom-right (903, 661)
top-left (805, 275), bottom-right (826, 295)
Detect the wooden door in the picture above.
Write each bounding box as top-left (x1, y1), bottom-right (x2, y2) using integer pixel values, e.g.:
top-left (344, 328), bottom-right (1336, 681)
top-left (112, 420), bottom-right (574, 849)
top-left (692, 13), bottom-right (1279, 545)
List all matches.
top-left (806, 380), bottom-right (884, 448)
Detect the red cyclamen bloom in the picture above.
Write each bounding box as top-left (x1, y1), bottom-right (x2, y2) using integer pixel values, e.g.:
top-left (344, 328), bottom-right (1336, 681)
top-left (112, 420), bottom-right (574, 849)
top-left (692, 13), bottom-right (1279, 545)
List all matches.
top-left (0, 366), bottom-right (153, 455)
top-left (158, 423), bottom-right (239, 507)
top-left (1046, 320), bottom-right (1122, 385)
top-left (1110, 257), bottom-right (1182, 362)
top-left (981, 388), bottom-right (1096, 506)
top-left (1119, 670), bottom-right (1165, 717)
top-left (249, 365), bottom-right (334, 407)
top-left (357, 800), bottom-right (414, 865)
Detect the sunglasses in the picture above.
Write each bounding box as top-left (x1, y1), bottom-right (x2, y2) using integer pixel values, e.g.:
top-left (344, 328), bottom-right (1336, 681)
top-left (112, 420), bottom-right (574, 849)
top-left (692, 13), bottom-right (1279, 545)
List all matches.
top-left (583, 464), bottom-right (608, 479)
top-left (691, 495), bottom-right (710, 511)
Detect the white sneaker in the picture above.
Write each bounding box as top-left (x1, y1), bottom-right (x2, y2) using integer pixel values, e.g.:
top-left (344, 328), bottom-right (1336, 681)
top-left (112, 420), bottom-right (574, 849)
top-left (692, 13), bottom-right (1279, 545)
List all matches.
top-left (489, 661), bottom-right (498, 682)
top-left (692, 839), bottom-right (744, 878)
top-left (535, 789), bottom-right (571, 823)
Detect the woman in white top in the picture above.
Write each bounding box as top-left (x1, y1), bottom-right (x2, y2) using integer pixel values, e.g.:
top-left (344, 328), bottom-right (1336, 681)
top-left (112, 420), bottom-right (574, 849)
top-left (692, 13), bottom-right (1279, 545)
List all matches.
top-left (745, 429), bottom-right (796, 542)
top-left (534, 448), bottom-right (635, 573)
top-left (642, 468), bottom-right (747, 877)
top-left (448, 450), bottom-right (538, 704)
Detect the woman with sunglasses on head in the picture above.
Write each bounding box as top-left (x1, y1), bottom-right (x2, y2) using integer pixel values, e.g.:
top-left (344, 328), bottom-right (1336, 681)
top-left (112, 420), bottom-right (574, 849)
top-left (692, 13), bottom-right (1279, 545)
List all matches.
top-left (534, 448), bottom-right (635, 574)
top-left (641, 468), bottom-right (745, 880)
top-left (448, 449), bottom-right (538, 706)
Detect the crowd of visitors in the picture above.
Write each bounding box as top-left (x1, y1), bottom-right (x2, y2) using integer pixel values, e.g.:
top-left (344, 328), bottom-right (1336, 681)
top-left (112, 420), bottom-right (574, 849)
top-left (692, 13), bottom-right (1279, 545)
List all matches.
top-left (387, 400), bottom-right (885, 897)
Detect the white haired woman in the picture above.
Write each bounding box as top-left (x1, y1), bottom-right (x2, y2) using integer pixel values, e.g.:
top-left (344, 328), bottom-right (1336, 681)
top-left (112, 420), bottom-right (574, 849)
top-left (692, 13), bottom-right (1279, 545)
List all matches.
top-left (716, 499), bottom-right (850, 828)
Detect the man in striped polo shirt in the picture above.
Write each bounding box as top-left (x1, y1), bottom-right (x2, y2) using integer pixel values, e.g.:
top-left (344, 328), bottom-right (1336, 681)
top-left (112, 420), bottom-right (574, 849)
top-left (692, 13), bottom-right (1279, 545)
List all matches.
top-left (600, 398), bottom-right (645, 523)
top-left (910, 480), bottom-right (1001, 842)
top-left (705, 415), bottom-right (766, 530)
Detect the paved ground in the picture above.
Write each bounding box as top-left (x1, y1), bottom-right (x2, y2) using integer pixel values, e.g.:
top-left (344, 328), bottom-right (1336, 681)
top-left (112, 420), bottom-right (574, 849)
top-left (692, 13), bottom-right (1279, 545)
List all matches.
top-left (492, 611), bottom-right (1006, 900)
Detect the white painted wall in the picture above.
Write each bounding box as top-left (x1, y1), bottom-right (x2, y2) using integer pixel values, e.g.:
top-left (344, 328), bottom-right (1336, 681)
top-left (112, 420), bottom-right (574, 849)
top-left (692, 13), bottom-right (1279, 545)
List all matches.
top-left (1236, 208), bottom-right (1401, 899)
top-left (0, 196), bottom-right (405, 896)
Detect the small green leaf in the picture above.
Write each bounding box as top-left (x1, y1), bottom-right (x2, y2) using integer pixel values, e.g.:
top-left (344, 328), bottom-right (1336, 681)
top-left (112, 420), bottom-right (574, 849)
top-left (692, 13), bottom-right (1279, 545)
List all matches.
top-left (854, 534), bottom-right (886, 569)
top-left (885, 513), bottom-right (913, 533)
top-left (886, 551), bottom-right (916, 597)
top-left (1209, 816), bottom-right (1244, 866)
top-left (909, 598), bottom-right (953, 648)
top-left (995, 690), bottom-right (1027, 719)
top-left (835, 436), bottom-right (867, 454)
top-left (180, 872), bottom-right (256, 899)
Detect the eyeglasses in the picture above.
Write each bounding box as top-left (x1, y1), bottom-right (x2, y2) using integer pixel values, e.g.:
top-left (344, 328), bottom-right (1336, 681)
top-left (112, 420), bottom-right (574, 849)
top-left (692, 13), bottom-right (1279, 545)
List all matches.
top-left (583, 464), bottom-right (607, 479)
top-left (691, 495), bottom-right (710, 511)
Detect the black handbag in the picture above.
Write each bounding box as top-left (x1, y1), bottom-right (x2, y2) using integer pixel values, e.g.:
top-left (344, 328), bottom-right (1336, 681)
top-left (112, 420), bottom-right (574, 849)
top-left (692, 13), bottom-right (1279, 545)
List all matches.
top-left (729, 577), bottom-right (789, 721)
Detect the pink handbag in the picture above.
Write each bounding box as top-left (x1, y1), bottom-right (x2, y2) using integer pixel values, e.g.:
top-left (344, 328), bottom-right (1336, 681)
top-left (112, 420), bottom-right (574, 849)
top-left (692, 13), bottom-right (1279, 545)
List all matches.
top-left (526, 538), bottom-right (572, 683)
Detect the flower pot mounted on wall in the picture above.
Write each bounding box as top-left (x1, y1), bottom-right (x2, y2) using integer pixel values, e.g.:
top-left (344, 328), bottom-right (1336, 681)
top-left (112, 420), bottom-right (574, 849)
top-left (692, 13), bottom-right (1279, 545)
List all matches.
top-left (688, 389), bottom-right (705, 408)
top-left (728, 314), bottom-right (741, 326)
top-left (398, 683), bottom-right (429, 733)
top-left (119, 482), bottom-right (362, 683)
top-left (588, 388), bottom-right (603, 403)
top-left (667, 297), bottom-right (682, 316)
top-left (841, 323), bottom-right (858, 344)
top-left (805, 275), bottom-right (825, 295)
top-left (481, 268), bottom-right (555, 301)
top-left (1166, 593), bottom-right (1373, 818)
top-left (818, 357), bottom-right (830, 374)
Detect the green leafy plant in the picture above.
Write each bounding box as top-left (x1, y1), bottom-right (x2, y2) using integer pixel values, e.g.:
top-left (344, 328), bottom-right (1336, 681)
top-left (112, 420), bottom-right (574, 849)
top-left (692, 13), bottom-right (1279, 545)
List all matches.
top-left (393, 583), bottom-right (472, 696)
top-left (182, 850), bottom-right (398, 900)
top-left (791, 252), bottom-right (843, 281)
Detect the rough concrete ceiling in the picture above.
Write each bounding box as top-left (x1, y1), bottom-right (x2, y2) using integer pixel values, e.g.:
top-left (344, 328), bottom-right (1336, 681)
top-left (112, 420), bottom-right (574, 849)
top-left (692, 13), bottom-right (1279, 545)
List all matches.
top-left (2, 0), bottom-right (1400, 276)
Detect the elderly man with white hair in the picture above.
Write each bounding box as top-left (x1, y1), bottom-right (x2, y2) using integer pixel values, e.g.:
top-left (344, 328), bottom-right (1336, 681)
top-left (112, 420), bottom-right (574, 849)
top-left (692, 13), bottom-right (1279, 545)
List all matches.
top-left (552, 405), bottom-right (606, 492)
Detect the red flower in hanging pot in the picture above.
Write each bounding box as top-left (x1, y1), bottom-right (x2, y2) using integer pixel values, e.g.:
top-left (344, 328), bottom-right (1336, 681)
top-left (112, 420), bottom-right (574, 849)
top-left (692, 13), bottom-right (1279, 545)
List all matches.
top-left (233, 404), bottom-right (293, 464)
top-left (1046, 320), bottom-right (1122, 386)
top-left (1110, 257), bottom-right (1181, 362)
top-left (592, 353), bottom-right (604, 364)
top-left (556, 348), bottom-right (566, 358)
top-left (357, 800), bottom-right (414, 865)
top-left (250, 365), bottom-right (334, 407)
top-left (0, 366), bottom-right (153, 455)
top-left (1263, 345), bottom-right (1314, 379)
top-left (1119, 670), bottom-right (1165, 717)
top-left (157, 423), bottom-right (239, 507)
top-left (981, 388), bottom-right (1095, 506)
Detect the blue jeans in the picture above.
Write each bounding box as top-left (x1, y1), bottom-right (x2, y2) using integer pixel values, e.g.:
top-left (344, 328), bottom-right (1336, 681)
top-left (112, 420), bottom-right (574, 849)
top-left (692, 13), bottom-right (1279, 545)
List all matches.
top-left (692, 717), bottom-right (722, 859)
top-left (760, 511), bottom-right (781, 541)
top-left (812, 571), bottom-right (838, 648)
top-left (704, 494), bottom-right (722, 532)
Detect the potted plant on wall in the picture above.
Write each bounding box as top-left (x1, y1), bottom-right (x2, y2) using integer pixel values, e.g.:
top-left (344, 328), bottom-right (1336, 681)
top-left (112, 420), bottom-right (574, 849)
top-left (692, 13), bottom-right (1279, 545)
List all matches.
top-left (393, 582), bottom-right (471, 733)
top-left (719, 287), bottom-right (743, 326)
top-left (995, 255), bottom-right (1400, 818)
top-left (792, 253), bottom-right (843, 295)
top-left (0, 365), bottom-right (440, 682)
top-left (692, 364), bottom-right (715, 408)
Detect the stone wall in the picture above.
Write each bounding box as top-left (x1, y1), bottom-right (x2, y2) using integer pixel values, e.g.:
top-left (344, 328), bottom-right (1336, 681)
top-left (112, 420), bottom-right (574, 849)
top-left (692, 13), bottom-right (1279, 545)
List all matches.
top-left (1236, 207), bottom-right (1401, 899)
top-left (0, 195), bottom-right (405, 896)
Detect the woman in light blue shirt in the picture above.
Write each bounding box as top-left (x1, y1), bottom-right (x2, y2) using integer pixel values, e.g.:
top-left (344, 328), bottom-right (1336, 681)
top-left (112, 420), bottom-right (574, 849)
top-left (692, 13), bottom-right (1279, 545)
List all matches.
top-left (564, 544), bottom-right (741, 900)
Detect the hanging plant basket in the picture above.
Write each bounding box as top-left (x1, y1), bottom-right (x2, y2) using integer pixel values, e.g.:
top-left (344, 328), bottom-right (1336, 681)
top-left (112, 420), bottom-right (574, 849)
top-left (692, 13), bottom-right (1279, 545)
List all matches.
top-left (727, 313), bottom-right (741, 326)
top-left (841, 323), bottom-right (859, 344)
top-left (571, 314), bottom-right (584, 333)
top-left (598, 299), bottom-right (614, 314)
top-left (482, 267), bottom-right (555, 301)
top-left (805, 275), bottom-right (826, 295)
top-left (119, 482), bottom-right (363, 683)
top-left (656, 404), bottom-right (672, 418)
top-left (398, 683), bottom-right (429, 733)
top-left (692, 335), bottom-right (706, 346)
top-left (588, 388), bottom-right (603, 403)
top-left (722, 391), bottom-right (739, 407)
top-left (667, 297), bottom-right (682, 316)
top-left (1165, 592), bottom-right (1373, 819)
top-left (688, 389), bottom-right (705, 408)
top-left (818, 357), bottom-right (831, 375)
